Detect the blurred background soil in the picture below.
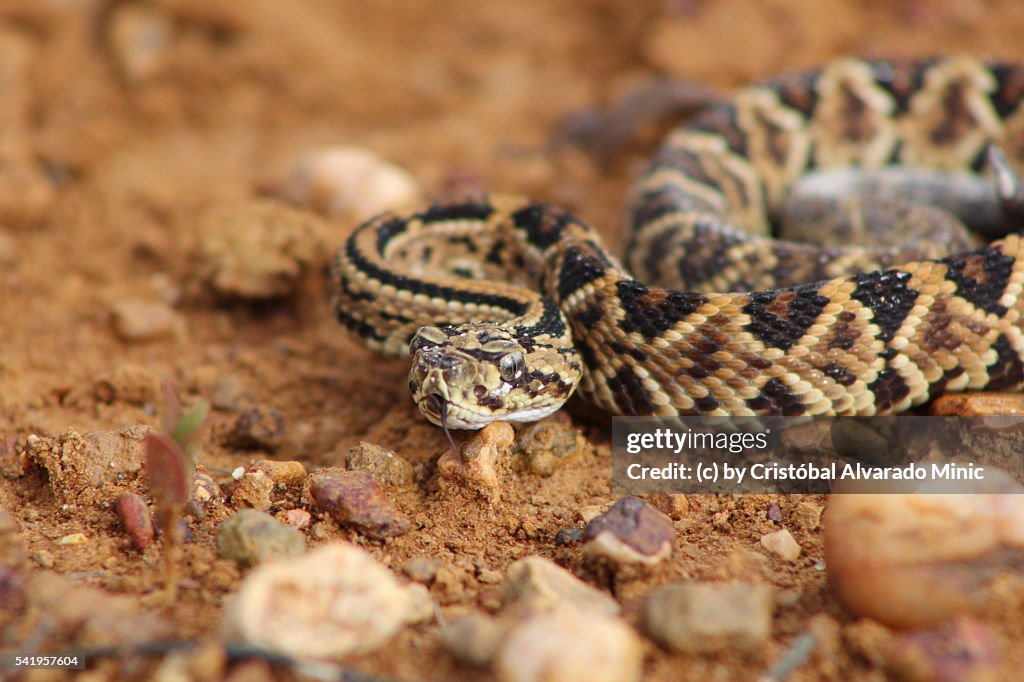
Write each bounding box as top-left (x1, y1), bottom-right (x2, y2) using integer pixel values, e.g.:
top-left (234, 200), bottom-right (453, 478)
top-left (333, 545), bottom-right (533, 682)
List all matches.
top-left (4, 0), bottom-right (1024, 680)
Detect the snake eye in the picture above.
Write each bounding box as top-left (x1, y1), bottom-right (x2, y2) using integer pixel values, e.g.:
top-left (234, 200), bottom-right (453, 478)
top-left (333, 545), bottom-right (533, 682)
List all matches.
top-left (498, 352), bottom-right (525, 382)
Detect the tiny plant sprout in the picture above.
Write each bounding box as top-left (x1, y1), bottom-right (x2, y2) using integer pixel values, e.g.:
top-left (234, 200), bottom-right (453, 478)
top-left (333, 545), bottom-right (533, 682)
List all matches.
top-left (145, 378), bottom-right (209, 604)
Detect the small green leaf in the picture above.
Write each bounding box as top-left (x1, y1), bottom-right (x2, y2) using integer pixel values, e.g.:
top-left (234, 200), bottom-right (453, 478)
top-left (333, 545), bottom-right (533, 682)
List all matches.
top-left (173, 399), bottom-right (210, 447)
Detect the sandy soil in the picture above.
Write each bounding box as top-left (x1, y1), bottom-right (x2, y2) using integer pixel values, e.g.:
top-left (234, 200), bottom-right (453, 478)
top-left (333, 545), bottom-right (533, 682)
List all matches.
top-left (4, 0), bottom-right (1024, 680)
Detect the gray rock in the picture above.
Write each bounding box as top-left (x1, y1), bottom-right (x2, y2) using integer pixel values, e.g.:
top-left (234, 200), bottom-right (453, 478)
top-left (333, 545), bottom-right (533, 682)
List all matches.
top-left (347, 442), bottom-right (414, 486)
top-left (503, 556), bottom-right (619, 616)
top-left (217, 509), bottom-right (306, 568)
top-left (643, 582), bottom-right (773, 653)
top-left (441, 612), bottom-right (504, 666)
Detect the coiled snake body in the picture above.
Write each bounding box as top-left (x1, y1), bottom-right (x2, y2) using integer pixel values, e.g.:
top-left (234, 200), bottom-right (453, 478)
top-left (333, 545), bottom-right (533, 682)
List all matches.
top-left (331, 57), bottom-right (1024, 432)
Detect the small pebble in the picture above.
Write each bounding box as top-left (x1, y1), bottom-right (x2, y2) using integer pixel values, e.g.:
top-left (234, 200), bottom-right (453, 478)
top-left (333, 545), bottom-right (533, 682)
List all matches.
top-left (437, 422), bottom-right (514, 501)
top-left (106, 3), bottom-right (173, 82)
top-left (760, 528), bottom-right (801, 562)
top-left (503, 556), bottom-right (619, 617)
top-left (273, 146), bottom-right (421, 224)
top-left (793, 500), bottom-right (824, 530)
top-left (115, 493), bottom-right (155, 549)
top-left (281, 509), bottom-right (311, 530)
top-left (442, 613), bottom-right (504, 666)
top-left (110, 298), bottom-right (185, 343)
top-left (825, 473), bottom-right (1024, 627)
top-left (189, 473), bottom-right (222, 514)
top-left (582, 497), bottom-right (674, 567)
top-left (576, 504), bottom-right (610, 525)
top-left (216, 509), bottom-right (306, 568)
top-left (645, 493), bottom-right (689, 520)
top-left (249, 459), bottom-right (308, 486)
top-left (495, 608), bottom-right (642, 682)
top-left (309, 469), bottom-right (410, 539)
top-left (512, 417), bottom-right (581, 477)
top-left (193, 200), bottom-right (329, 300)
top-left (767, 503), bottom-right (783, 523)
top-left (554, 528), bottom-right (583, 546)
top-left (230, 471), bottom-right (274, 511)
top-left (230, 405), bottom-right (286, 451)
top-left (58, 533), bottom-right (88, 545)
top-left (346, 442), bottom-right (414, 486)
top-left (402, 556), bottom-right (446, 585)
top-left (211, 376), bottom-right (248, 412)
top-left (223, 542), bottom-right (431, 659)
top-left (643, 582), bottom-right (773, 654)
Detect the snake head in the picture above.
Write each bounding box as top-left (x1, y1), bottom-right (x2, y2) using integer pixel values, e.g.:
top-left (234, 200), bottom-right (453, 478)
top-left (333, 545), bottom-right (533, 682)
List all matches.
top-left (408, 323), bottom-right (580, 430)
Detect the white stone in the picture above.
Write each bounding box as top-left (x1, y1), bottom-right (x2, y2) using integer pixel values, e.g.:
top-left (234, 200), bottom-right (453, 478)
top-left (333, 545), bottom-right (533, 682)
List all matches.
top-left (223, 542), bottom-right (431, 659)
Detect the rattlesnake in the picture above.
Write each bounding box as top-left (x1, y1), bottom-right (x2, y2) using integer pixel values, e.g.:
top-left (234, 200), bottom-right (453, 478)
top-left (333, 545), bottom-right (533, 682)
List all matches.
top-left (330, 57), bottom-right (1024, 437)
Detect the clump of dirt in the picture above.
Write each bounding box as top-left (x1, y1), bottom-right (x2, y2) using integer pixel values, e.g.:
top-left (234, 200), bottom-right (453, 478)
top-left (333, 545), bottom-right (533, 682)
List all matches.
top-left (4, 1), bottom-right (1024, 680)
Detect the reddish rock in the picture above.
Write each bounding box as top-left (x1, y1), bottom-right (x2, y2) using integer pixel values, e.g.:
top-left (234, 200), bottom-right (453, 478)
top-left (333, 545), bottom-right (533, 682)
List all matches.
top-left (309, 469), bottom-right (410, 539)
top-left (116, 494), bottom-right (155, 549)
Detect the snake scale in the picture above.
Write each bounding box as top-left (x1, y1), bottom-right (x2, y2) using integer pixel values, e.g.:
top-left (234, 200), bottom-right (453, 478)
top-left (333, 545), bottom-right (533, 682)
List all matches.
top-left (330, 57), bottom-right (1024, 434)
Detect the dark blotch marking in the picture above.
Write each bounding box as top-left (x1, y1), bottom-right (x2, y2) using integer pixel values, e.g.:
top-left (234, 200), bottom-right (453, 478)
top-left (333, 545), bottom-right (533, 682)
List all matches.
top-left (607, 365), bottom-right (654, 415)
top-left (985, 334), bottom-right (1024, 390)
top-left (378, 310), bottom-right (411, 324)
top-left (420, 201), bottom-right (493, 224)
top-left (556, 247), bottom-right (607, 302)
top-left (345, 238), bottom-right (528, 316)
top-left (609, 341), bottom-right (648, 362)
top-left (694, 394), bottom-right (720, 412)
top-left (485, 240), bottom-right (505, 266)
top-left (674, 222), bottom-right (746, 289)
top-left (616, 280), bottom-right (708, 339)
top-left (869, 368), bottom-right (911, 413)
top-left (576, 339), bottom-right (602, 372)
top-left (827, 310), bottom-right (861, 350)
top-left (335, 308), bottom-right (381, 341)
top-left (759, 378), bottom-right (808, 416)
top-left (686, 105), bottom-right (748, 157)
top-left (447, 235), bottom-right (479, 253)
top-left (927, 365), bottom-right (965, 400)
top-left (374, 217), bottom-right (407, 252)
top-left (337, 275), bottom-right (374, 302)
top-left (851, 270), bottom-right (919, 343)
top-left (512, 204), bottom-right (571, 250)
top-left (514, 298), bottom-right (566, 344)
top-left (477, 394), bottom-right (504, 411)
top-left (943, 246), bottom-right (1014, 316)
top-left (821, 361), bottom-right (857, 387)
top-left (573, 300), bottom-right (605, 328)
top-left (743, 283), bottom-right (829, 351)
